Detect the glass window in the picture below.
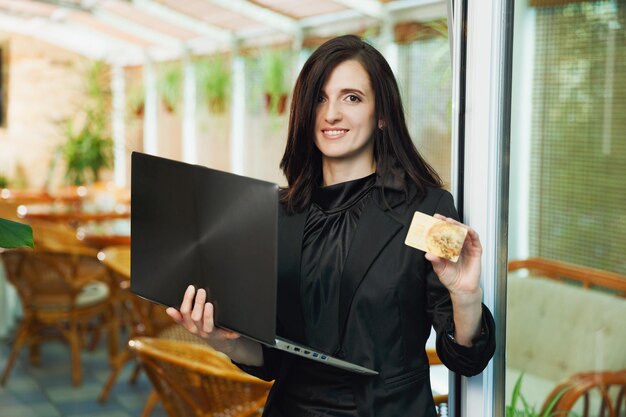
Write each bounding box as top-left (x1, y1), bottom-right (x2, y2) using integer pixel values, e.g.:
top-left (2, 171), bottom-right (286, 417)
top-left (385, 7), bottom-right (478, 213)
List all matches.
top-left (507, 1), bottom-right (626, 416)
top-left (398, 24), bottom-right (453, 188)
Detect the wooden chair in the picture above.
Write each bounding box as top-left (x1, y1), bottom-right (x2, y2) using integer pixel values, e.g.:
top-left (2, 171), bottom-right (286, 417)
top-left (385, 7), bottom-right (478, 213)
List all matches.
top-left (129, 337), bottom-right (272, 417)
top-left (508, 258), bottom-right (626, 297)
top-left (97, 246), bottom-right (175, 402)
top-left (0, 246), bottom-right (119, 386)
top-left (541, 369), bottom-right (626, 417)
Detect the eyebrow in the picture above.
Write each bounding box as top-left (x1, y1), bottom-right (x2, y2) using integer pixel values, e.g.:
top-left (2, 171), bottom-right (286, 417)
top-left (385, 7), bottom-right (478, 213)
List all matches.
top-left (320, 88), bottom-right (368, 96)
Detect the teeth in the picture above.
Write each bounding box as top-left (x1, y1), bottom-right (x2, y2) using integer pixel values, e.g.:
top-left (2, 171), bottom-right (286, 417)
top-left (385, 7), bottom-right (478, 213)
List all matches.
top-left (326, 130), bottom-right (346, 136)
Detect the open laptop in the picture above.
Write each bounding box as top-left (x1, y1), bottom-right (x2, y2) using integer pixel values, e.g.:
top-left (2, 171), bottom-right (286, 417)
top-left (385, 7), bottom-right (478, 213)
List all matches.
top-left (131, 152), bottom-right (377, 376)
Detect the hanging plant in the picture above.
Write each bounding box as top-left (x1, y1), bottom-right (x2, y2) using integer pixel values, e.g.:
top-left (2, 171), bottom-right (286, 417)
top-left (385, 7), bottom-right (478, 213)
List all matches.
top-left (261, 49), bottom-right (290, 115)
top-left (158, 63), bottom-right (182, 113)
top-left (196, 56), bottom-right (231, 114)
top-left (127, 81), bottom-right (145, 118)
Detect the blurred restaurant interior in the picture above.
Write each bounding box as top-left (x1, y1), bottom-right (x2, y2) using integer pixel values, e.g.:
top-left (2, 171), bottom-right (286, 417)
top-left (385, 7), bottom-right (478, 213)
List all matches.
top-left (0, 0), bottom-right (625, 416)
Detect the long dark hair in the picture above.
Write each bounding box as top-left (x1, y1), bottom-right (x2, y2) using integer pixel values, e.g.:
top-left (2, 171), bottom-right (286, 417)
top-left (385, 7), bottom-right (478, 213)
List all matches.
top-left (280, 35), bottom-right (442, 213)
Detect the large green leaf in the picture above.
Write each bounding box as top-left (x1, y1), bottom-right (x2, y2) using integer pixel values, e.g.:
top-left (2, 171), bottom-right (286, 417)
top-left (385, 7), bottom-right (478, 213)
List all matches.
top-left (0, 218), bottom-right (34, 249)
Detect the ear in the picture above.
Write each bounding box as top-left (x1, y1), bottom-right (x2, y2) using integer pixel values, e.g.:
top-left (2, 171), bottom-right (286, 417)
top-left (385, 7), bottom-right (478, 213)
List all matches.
top-left (378, 119), bottom-right (386, 130)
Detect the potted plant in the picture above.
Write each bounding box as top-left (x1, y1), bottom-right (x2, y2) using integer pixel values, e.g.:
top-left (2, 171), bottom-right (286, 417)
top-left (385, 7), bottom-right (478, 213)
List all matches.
top-left (158, 63), bottom-right (182, 113)
top-left (62, 118), bottom-right (113, 186)
top-left (261, 49), bottom-right (289, 115)
top-left (196, 56), bottom-right (230, 114)
top-left (60, 60), bottom-right (114, 186)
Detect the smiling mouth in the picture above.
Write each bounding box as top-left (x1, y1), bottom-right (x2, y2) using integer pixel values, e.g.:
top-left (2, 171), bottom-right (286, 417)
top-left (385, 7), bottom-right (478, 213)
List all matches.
top-left (322, 129), bottom-right (349, 138)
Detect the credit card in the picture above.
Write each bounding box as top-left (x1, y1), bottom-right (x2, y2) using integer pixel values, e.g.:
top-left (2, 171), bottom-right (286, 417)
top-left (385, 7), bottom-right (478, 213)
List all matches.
top-left (405, 211), bottom-right (468, 262)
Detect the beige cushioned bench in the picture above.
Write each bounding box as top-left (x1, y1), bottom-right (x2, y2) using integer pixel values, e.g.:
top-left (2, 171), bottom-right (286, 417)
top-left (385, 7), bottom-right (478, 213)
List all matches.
top-left (505, 258), bottom-right (626, 410)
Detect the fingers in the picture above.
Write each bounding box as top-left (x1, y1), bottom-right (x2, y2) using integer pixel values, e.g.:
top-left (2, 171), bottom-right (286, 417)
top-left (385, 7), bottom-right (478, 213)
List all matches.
top-left (425, 251), bottom-right (448, 275)
top-left (433, 213), bottom-right (466, 228)
top-left (191, 288), bottom-right (207, 323)
top-left (165, 306), bottom-right (182, 322)
top-left (179, 285), bottom-right (197, 331)
top-left (202, 301), bottom-right (216, 335)
top-left (166, 285), bottom-right (238, 340)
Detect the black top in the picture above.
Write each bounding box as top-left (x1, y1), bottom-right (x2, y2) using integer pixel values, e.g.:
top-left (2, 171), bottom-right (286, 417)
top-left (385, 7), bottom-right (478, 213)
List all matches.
top-left (274, 173), bottom-right (376, 417)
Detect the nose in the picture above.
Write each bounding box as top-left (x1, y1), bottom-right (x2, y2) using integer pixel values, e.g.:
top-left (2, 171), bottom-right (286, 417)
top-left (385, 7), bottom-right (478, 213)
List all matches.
top-left (323, 100), bottom-right (342, 124)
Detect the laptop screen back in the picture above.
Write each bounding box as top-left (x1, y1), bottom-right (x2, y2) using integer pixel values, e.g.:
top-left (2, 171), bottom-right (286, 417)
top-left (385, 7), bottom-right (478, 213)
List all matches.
top-left (131, 152), bottom-right (278, 345)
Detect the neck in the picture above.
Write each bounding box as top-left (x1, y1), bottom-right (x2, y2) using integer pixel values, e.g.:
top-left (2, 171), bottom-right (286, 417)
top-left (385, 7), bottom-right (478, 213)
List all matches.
top-left (321, 158), bottom-right (376, 186)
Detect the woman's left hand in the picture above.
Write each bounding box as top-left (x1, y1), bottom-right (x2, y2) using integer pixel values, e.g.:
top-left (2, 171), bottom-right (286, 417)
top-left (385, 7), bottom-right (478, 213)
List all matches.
top-left (425, 214), bottom-right (482, 297)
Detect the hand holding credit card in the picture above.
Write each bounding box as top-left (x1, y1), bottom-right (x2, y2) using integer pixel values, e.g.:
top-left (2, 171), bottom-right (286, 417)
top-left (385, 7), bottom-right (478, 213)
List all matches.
top-left (405, 212), bottom-right (468, 262)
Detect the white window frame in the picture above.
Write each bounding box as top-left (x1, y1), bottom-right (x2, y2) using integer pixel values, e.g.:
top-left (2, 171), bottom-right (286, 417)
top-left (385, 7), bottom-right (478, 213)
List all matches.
top-left (448, 0), bottom-right (514, 416)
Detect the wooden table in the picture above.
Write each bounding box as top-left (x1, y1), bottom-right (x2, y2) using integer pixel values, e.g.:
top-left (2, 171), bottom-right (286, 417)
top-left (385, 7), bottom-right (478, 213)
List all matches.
top-left (98, 246), bottom-right (131, 278)
top-left (18, 203), bottom-right (130, 226)
top-left (77, 220), bottom-right (131, 249)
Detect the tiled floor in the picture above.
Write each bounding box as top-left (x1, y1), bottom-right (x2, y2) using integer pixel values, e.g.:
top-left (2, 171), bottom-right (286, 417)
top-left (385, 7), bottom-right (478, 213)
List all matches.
top-left (0, 334), bottom-right (168, 417)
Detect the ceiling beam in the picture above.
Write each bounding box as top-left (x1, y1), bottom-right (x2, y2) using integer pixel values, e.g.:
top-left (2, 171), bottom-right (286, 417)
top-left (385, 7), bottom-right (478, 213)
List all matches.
top-left (132, 0), bottom-right (234, 44)
top-left (92, 8), bottom-right (186, 49)
top-left (331, 0), bottom-right (388, 20)
top-left (207, 0), bottom-right (301, 36)
top-left (0, 12), bottom-right (144, 62)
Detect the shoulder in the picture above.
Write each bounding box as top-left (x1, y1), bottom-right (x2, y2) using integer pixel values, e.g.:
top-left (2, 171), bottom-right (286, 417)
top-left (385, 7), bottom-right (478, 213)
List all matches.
top-left (398, 185), bottom-right (458, 221)
top-left (414, 186), bottom-right (458, 219)
top-left (404, 183), bottom-right (453, 211)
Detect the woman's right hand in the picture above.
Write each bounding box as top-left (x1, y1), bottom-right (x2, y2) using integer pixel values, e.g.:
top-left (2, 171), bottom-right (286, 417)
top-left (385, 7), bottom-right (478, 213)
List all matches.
top-left (166, 285), bottom-right (240, 341)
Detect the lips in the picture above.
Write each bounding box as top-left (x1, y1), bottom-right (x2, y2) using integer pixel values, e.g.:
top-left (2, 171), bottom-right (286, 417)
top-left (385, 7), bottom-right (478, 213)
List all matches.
top-left (321, 129), bottom-right (349, 139)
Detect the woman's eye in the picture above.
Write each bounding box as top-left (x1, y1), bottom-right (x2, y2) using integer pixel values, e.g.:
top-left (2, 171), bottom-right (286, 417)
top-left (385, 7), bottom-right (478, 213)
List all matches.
top-left (346, 94), bottom-right (361, 102)
top-left (317, 96), bottom-right (326, 103)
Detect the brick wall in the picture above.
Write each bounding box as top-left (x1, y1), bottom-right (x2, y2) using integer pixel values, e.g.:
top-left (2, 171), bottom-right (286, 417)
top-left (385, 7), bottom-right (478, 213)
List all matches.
top-left (0, 33), bottom-right (103, 189)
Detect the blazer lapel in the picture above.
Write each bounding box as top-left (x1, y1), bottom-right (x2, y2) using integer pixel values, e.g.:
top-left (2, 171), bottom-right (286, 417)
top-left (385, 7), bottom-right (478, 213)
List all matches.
top-left (337, 194), bottom-right (404, 341)
top-left (277, 208), bottom-right (307, 342)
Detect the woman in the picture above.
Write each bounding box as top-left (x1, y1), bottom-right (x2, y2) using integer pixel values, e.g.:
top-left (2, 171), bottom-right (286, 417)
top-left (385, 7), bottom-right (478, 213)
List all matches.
top-left (167, 35), bottom-right (495, 416)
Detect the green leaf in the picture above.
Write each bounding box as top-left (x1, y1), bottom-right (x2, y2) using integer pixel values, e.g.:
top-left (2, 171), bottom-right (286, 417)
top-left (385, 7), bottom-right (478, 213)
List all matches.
top-left (0, 218), bottom-right (34, 249)
top-left (509, 372), bottom-right (525, 413)
top-left (541, 385), bottom-right (573, 417)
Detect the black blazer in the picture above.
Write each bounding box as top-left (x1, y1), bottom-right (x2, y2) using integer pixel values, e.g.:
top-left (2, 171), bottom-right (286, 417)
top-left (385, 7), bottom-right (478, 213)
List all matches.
top-left (240, 183), bottom-right (495, 417)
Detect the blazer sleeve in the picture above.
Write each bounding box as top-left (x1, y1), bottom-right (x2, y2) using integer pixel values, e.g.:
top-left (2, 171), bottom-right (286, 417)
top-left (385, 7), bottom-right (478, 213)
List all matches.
top-left (425, 190), bottom-right (496, 377)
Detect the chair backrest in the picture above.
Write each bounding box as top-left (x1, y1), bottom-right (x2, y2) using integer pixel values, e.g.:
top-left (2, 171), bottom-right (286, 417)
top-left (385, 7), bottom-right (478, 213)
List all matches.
top-left (129, 337), bottom-right (272, 417)
top-left (541, 369), bottom-right (626, 417)
top-left (98, 245), bottom-right (174, 337)
top-left (1, 247), bottom-right (108, 310)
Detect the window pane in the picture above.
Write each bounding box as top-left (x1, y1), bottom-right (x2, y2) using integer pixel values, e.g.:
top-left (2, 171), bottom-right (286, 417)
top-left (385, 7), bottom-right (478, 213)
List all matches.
top-left (508, 1), bottom-right (626, 416)
top-left (398, 32), bottom-right (453, 188)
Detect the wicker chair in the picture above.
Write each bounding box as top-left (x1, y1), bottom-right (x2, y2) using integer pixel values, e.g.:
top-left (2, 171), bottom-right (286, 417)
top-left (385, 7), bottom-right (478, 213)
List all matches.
top-left (541, 369), bottom-right (626, 417)
top-left (0, 246), bottom-right (119, 386)
top-left (97, 245), bottom-right (175, 402)
top-left (129, 337), bottom-right (272, 417)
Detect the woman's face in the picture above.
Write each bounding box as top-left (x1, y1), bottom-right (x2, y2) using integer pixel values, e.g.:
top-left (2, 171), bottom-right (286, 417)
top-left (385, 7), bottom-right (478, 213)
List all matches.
top-left (314, 59), bottom-right (376, 170)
